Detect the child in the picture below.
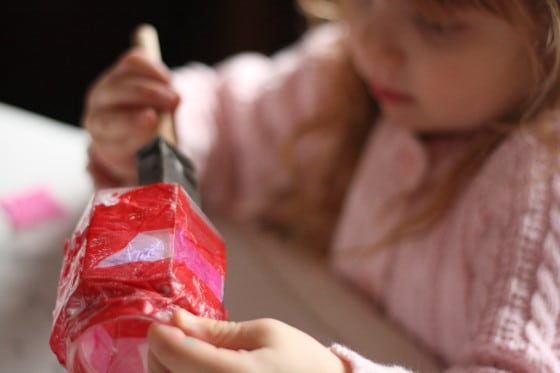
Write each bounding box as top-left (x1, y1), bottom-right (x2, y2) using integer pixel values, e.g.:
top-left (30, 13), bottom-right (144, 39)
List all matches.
top-left (83, 0), bottom-right (560, 371)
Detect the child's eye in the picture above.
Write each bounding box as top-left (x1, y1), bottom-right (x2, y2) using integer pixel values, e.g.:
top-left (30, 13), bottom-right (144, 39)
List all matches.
top-left (412, 15), bottom-right (464, 39)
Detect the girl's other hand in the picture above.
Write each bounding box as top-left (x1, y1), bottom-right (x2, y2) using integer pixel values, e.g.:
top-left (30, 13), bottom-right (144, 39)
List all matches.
top-left (83, 48), bottom-right (180, 187)
top-left (147, 309), bottom-right (350, 373)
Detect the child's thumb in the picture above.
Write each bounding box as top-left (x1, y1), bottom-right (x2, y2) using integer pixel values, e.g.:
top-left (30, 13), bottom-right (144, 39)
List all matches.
top-left (147, 319), bottom-right (247, 373)
top-left (172, 308), bottom-right (264, 351)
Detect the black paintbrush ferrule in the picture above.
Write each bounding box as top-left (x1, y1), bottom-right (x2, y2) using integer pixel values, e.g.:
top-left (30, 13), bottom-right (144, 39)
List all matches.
top-left (136, 136), bottom-right (201, 205)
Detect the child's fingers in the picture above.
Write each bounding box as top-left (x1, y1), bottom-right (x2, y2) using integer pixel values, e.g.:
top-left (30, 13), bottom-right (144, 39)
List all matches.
top-left (110, 48), bottom-right (172, 84)
top-left (147, 310), bottom-right (274, 373)
top-left (172, 309), bottom-right (267, 351)
top-left (85, 107), bottom-right (158, 144)
top-left (85, 49), bottom-right (179, 115)
top-left (109, 77), bottom-right (179, 110)
top-left (85, 105), bottom-right (167, 186)
top-left (88, 77), bottom-right (179, 113)
top-left (148, 323), bottom-right (248, 373)
top-left (88, 142), bottom-right (138, 184)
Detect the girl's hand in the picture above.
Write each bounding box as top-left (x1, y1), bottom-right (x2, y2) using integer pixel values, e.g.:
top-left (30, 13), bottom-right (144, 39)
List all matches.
top-left (147, 309), bottom-right (351, 373)
top-left (83, 48), bottom-right (180, 187)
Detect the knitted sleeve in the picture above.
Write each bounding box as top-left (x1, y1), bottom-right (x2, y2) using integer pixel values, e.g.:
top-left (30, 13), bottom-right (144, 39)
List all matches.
top-left (330, 344), bottom-right (414, 373)
top-left (330, 145), bottom-right (560, 372)
top-left (445, 153), bottom-right (560, 372)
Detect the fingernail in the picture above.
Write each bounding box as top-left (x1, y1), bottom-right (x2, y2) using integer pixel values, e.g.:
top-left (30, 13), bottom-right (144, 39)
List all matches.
top-left (175, 308), bottom-right (197, 328)
top-left (154, 310), bottom-right (172, 322)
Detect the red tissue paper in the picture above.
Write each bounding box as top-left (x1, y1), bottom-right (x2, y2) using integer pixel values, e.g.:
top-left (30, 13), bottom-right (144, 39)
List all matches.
top-left (50, 183), bottom-right (227, 372)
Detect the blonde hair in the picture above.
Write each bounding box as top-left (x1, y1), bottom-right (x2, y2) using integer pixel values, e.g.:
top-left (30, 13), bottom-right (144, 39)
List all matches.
top-left (297, 0), bottom-right (340, 24)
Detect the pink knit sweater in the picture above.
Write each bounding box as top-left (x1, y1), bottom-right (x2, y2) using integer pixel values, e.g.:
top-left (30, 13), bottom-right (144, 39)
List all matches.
top-left (172, 24), bottom-right (560, 372)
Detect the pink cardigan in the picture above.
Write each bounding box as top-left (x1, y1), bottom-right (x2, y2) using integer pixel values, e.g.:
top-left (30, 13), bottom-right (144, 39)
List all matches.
top-left (172, 23), bottom-right (560, 372)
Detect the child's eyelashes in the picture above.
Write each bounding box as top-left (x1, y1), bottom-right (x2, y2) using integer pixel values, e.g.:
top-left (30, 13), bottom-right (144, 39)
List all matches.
top-left (411, 15), bottom-right (465, 40)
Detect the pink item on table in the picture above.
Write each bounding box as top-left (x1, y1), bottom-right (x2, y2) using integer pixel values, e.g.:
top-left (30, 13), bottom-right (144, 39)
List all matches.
top-left (0, 187), bottom-right (67, 230)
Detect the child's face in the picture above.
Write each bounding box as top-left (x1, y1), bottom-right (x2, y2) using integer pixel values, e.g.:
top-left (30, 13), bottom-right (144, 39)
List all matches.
top-left (342, 0), bottom-right (535, 132)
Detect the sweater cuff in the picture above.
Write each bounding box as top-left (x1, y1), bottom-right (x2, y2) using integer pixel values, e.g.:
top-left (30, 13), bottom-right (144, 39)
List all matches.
top-left (330, 344), bottom-right (412, 373)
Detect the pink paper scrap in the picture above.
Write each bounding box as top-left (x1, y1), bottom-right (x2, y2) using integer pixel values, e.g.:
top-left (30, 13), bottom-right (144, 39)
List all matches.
top-left (0, 187), bottom-right (68, 230)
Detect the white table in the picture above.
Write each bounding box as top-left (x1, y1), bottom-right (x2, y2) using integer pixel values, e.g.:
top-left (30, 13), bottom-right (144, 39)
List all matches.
top-left (0, 103), bottom-right (91, 372)
top-left (0, 103), bottom-right (441, 372)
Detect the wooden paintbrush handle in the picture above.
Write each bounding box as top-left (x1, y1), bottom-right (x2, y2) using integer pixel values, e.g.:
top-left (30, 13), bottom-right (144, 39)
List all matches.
top-left (133, 24), bottom-right (176, 146)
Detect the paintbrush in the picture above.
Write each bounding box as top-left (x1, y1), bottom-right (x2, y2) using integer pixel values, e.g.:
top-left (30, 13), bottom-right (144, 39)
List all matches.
top-left (133, 24), bottom-right (200, 204)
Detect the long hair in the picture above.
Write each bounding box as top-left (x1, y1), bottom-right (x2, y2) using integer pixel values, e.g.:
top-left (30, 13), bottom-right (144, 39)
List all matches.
top-left (254, 22), bottom-right (375, 252)
top-left (295, 0), bottom-right (560, 253)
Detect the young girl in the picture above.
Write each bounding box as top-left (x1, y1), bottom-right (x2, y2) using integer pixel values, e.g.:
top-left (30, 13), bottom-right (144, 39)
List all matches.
top-left (83, 0), bottom-right (560, 371)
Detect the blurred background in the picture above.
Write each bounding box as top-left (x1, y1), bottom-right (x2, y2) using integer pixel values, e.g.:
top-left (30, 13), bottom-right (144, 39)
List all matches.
top-left (0, 0), bottom-right (306, 126)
